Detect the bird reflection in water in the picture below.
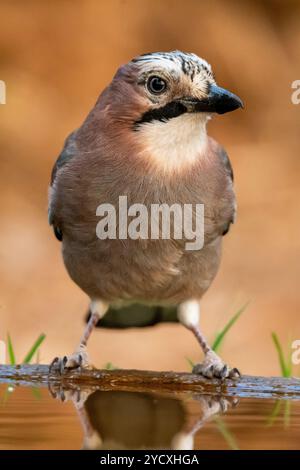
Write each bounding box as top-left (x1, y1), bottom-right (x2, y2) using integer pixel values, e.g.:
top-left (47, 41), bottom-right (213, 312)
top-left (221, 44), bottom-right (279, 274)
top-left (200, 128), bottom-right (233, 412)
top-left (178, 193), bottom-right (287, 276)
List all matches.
top-left (49, 385), bottom-right (238, 450)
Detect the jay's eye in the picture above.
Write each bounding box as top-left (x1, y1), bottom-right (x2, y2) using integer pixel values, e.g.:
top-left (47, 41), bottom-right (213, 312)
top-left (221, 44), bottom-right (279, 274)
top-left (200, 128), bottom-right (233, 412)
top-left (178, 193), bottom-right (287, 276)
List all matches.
top-left (147, 76), bottom-right (167, 94)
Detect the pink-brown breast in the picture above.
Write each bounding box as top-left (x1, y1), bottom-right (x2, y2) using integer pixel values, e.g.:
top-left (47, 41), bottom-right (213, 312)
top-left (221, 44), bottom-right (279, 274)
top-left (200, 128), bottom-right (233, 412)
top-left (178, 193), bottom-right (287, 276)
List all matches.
top-left (50, 122), bottom-right (235, 305)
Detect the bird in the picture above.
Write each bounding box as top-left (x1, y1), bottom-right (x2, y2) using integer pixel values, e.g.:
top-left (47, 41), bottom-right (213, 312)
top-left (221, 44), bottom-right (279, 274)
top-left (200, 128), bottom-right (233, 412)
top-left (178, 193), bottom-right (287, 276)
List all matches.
top-left (49, 50), bottom-right (243, 379)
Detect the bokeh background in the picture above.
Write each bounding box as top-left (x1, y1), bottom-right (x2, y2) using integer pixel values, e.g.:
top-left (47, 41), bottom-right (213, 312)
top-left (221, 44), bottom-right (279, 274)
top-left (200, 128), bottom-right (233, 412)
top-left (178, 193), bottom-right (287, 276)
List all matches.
top-left (0, 0), bottom-right (299, 376)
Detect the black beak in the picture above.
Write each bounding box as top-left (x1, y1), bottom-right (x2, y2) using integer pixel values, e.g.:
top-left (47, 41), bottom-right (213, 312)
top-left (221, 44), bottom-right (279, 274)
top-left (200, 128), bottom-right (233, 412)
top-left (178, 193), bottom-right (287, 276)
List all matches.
top-left (180, 84), bottom-right (244, 115)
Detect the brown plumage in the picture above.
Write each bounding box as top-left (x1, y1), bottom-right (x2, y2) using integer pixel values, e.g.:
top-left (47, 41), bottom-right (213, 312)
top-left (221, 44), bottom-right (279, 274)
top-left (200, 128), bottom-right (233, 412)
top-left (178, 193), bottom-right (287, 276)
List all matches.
top-left (49, 51), bottom-right (243, 378)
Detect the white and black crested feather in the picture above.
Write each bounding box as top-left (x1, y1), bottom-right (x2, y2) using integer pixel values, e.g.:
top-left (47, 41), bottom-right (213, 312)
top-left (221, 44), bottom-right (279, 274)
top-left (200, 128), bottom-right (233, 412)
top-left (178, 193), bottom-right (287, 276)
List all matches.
top-left (132, 50), bottom-right (214, 82)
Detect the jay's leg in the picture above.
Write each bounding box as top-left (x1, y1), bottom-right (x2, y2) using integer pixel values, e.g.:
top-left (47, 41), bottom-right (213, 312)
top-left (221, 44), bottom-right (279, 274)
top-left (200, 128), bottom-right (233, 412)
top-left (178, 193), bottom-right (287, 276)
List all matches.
top-left (178, 300), bottom-right (240, 379)
top-left (50, 299), bottom-right (108, 373)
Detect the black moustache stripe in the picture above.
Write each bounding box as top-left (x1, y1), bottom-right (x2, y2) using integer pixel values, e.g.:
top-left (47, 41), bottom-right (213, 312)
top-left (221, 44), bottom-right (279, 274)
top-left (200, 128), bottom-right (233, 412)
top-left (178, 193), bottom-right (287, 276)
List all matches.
top-left (134, 101), bottom-right (187, 129)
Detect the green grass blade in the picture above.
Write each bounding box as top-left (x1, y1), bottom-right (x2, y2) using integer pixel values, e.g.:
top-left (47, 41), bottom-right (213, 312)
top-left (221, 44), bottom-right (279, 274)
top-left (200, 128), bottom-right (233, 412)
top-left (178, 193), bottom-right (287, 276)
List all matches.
top-left (286, 340), bottom-right (293, 378)
top-left (212, 302), bottom-right (249, 353)
top-left (7, 334), bottom-right (15, 365)
top-left (266, 400), bottom-right (282, 426)
top-left (22, 334), bottom-right (46, 364)
top-left (103, 362), bottom-right (118, 370)
top-left (286, 358), bottom-right (293, 378)
top-left (271, 332), bottom-right (290, 377)
top-left (214, 416), bottom-right (239, 450)
top-left (185, 357), bottom-right (195, 370)
top-left (31, 387), bottom-right (42, 400)
top-left (284, 401), bottom-right (291, 428)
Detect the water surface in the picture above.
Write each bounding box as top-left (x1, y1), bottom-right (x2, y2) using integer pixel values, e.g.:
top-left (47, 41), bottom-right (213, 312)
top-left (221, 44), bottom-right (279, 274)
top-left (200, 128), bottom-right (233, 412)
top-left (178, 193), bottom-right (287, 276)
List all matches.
top-left (0, 383), bottom-right (299, 450)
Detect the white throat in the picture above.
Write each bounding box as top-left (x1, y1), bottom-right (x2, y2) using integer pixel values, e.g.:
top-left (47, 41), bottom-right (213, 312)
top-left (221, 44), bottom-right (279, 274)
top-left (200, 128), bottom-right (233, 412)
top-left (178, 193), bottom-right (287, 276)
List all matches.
top-left (137, 113), bottom-right (209, 173)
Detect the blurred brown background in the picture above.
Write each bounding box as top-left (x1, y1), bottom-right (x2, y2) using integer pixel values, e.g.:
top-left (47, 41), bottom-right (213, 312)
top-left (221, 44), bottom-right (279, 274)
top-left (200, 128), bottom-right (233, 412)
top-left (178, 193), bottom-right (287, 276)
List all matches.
top-left (0, 0), bottom-right (299, 376)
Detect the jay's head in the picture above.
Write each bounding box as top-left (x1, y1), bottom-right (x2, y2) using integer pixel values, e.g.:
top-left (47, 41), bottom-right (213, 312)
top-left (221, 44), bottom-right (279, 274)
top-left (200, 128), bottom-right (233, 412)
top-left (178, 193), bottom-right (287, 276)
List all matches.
top-left (105, 51), bottom-right (243, 125)
top-left (99, 51), bottom-right (243, 171)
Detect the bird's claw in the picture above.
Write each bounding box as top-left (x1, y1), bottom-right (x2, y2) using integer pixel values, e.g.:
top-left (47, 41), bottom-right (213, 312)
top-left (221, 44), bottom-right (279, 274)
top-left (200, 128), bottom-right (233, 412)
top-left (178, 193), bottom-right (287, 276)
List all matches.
top-left (48, 382), bottom-right (90, 407)
top-left (49, 345), bottom-right (90, 374)
top-left (197, 395), bottom-right (239, 417)
top-left (192, 350), bottom-right (241, 380)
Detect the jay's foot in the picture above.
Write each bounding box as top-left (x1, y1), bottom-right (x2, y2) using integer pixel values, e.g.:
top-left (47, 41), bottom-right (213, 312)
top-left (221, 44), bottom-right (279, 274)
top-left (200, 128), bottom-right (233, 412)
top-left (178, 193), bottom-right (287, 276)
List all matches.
top-left (48, 383), bottom-right (91, 408)
top-left (192, 350), bottom-right (240, 380)
top-left (197, 395), bottom-right (239, 419)
top-left (49, 344), bottom-right (91, 374)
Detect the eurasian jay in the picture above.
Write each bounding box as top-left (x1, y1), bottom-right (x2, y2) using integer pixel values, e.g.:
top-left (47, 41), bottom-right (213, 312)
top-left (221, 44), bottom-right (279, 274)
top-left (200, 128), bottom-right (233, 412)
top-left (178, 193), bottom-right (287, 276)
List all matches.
top-left (49, 51), bottom-right (243, 378)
